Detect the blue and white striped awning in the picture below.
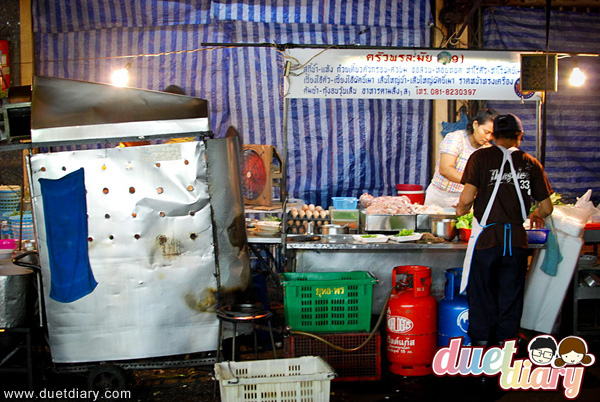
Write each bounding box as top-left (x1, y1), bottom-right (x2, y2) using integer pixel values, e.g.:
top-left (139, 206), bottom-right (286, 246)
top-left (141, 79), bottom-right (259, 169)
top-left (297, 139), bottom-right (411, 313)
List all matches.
top-left (32, 0), bottom-right (433, 207)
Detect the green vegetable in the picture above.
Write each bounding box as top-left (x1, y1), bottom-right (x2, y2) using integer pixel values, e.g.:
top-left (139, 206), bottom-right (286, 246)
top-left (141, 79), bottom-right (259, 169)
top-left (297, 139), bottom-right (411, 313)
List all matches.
top-left (394, 229), bottom-right (415, 237)
top-left (529, 193), bottom-right (567, 214)
top-left (456, 211), bottom-right (473, 229)
top-left (263, 215), bottom-right (282, 222)
top-left (361, 234), bottom-right (378, 238)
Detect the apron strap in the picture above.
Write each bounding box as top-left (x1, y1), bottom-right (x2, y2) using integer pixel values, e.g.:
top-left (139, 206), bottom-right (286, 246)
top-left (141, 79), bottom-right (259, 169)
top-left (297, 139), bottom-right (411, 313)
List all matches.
top-left (505, 147), bottom-right (528, 221)
top-left (480, 148), bottom-right (509, 226)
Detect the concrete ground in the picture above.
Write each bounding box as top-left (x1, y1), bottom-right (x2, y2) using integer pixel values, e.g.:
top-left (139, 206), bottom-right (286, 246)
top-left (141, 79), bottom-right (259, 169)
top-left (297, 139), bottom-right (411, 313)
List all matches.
top-left (2, 333), bottom-right (599, 402)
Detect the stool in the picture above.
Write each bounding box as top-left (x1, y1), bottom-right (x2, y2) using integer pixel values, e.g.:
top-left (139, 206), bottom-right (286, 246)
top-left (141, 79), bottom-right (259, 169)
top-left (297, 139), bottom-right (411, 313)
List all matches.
top-left (216, 304), bottom-right (277, 361)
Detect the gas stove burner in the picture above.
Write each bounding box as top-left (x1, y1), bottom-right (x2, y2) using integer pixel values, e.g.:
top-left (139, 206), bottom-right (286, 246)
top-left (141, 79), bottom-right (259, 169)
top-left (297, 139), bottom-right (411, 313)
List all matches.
top-left (217, 304), bottom-right (272, 321)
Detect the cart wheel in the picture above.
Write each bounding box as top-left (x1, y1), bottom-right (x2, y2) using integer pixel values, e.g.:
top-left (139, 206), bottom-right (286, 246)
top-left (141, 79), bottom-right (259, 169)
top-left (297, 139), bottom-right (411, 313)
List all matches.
top-left (87, 364), bottom-right (128, 393)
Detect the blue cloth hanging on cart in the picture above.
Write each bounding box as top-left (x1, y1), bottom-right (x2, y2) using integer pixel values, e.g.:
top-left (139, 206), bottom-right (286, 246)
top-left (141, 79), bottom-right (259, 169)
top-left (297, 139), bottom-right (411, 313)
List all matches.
top-left (39, 168), bottom-right (97, 302)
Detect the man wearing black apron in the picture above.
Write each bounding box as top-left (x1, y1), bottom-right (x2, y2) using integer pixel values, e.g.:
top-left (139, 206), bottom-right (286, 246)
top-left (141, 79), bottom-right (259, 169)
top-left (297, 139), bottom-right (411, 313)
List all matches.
top-left (456, 113), bottom-right (554, 348)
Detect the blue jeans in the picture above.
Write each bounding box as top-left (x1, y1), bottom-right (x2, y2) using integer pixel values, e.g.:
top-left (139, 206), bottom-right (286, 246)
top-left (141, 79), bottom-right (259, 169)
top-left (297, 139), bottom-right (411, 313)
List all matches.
top-left (467, 246), bottom-right (529, 344)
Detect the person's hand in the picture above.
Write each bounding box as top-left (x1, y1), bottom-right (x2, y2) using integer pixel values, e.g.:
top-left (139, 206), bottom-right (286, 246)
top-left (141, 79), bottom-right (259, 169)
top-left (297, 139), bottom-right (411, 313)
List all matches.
top-left (529, 208), bottom-right (546, 229)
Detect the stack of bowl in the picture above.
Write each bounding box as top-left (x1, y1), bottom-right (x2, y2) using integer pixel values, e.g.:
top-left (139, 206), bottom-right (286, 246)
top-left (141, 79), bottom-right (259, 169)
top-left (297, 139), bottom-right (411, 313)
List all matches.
top-left (252, 221), bottom-right (281, 237)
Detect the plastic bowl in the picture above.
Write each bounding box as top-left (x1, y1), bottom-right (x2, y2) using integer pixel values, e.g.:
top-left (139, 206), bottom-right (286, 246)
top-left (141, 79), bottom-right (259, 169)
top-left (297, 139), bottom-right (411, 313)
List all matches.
top-left (527, 228), bottom-right (550, 244)
top-left (0, 238), bottom-right (17, 249)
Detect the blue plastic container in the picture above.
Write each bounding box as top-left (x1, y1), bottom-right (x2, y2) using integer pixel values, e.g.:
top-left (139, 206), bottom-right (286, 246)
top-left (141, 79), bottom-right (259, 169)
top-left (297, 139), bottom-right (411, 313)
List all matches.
top-left (438, 267), bottom-right (471, 348)
top-left (527, 228), bottom-right (550, 244)
top-left (331, 197), bottom-right (358, 209)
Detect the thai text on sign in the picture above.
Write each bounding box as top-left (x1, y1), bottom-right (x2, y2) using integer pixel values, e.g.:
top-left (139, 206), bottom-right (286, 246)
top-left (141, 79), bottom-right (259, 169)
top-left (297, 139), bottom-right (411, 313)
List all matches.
top-left (285, 48), bottom-right (540, 101)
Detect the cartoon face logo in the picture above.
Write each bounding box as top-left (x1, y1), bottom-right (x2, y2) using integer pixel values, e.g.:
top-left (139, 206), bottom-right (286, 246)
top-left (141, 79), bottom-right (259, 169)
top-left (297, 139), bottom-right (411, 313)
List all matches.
top-left (553, 336), bottom-right (596, 368)
top-left (562, 350), bottom-right (584, 365)
top-left (528, 335), bottom-right (557, 365)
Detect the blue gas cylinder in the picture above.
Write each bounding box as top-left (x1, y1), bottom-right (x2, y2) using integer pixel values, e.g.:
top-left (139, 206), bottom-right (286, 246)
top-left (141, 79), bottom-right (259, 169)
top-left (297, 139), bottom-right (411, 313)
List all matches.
top-left (437, 267), bottom-right (471, 347)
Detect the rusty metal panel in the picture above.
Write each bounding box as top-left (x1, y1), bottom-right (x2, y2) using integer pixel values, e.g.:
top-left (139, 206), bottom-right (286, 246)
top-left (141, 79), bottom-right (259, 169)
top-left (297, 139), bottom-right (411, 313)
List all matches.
top-left (205, 136), bottom-right (251, 297)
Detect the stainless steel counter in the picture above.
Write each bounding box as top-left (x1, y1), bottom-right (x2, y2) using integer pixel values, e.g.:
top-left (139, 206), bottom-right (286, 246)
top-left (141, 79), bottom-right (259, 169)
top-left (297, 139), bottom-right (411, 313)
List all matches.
top-left (285, 235), bottom-right (544, 313)
top-left (287, 235), bottom-right (467, 250)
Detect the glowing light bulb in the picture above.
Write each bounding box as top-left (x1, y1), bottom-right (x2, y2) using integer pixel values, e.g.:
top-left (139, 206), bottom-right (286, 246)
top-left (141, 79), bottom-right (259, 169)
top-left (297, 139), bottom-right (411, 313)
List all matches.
top-left (569, 67), bottom-right (586, 87)
top-left (111, 67), bottom-right (130, 87)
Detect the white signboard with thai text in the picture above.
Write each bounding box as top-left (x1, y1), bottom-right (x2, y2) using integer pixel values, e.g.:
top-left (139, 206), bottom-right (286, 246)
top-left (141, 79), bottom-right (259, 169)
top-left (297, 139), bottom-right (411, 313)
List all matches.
top-left (285, 48), bottom-right (540, 101)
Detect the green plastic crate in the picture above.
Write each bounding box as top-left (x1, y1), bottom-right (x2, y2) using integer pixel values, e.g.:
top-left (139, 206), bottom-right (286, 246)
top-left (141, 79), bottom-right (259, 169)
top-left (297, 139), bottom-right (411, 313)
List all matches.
top-left (281, 271), bottom-right (377, 333)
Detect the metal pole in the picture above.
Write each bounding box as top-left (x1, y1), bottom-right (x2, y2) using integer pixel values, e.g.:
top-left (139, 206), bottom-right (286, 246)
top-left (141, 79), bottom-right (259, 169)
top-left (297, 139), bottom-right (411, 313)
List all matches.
top-left (281, 60), bottom-right (291, 253)
top-left (536, 99), bottom-right (541, 160)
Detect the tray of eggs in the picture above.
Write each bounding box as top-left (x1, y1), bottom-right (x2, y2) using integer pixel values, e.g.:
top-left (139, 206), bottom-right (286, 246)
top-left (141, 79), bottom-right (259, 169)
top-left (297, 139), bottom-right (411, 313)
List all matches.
top-left (286, 204), bottom-right (330, 234)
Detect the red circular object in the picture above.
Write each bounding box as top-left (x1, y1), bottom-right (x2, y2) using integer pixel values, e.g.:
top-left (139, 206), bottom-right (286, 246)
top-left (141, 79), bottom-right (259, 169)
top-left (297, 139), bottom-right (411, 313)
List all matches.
top-left (242, 149), bottom-right (267, 200)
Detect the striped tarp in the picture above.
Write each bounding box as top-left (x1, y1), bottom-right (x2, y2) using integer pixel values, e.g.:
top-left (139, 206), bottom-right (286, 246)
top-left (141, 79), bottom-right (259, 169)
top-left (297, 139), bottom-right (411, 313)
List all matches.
top-left (32, 0), bottom-right (432, 207)
top-left (484, 6), bottom-right (600, 204)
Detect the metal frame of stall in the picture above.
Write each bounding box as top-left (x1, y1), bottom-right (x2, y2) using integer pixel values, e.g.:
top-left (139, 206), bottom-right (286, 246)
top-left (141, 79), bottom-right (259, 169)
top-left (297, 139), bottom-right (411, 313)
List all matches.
top-left (7, 76), bottom-right (252, 390)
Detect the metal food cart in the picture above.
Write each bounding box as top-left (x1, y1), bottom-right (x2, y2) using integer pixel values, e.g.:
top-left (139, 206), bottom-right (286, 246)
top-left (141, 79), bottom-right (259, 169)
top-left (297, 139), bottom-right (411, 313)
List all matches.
top-left (19, 76), bottom-right (250, 388)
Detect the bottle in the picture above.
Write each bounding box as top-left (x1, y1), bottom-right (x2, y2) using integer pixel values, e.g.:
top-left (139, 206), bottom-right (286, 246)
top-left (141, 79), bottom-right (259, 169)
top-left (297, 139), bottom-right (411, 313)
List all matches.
top-left (1, 220), bottom-right (10, 239)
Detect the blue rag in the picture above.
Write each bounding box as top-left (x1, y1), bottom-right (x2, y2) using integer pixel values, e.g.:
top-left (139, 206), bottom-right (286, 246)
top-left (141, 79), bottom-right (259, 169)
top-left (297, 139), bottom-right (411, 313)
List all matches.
top-left (39, 168), bottom-right (98, 303)
top-left (441, 111), bottom-right (468, 137)
top-left (540, 216), bottom-right (562, 276)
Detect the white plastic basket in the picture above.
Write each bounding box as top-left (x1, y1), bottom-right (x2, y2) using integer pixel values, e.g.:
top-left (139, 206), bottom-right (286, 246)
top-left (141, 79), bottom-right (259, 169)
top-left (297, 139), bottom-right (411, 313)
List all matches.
top-left (214, 356), bottom-right (336, 402)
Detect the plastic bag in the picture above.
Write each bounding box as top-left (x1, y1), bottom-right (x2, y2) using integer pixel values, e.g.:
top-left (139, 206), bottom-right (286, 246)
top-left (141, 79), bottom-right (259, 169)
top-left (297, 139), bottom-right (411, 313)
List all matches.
top-left (552, 189), bottom-right (598, 237)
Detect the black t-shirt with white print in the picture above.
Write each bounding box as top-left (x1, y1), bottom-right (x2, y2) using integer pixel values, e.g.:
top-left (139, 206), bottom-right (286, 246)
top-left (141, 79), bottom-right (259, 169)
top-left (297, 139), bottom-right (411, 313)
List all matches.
top-left (461, 145), bottom-right (553, 249)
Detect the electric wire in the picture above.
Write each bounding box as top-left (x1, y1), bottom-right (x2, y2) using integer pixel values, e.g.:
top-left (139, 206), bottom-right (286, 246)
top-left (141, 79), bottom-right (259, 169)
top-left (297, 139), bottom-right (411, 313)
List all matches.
top-left (289, 284), bottom-right (396, 353)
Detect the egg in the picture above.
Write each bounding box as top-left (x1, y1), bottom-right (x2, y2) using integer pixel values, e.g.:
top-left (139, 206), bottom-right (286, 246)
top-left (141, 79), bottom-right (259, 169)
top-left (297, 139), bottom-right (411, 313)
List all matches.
top-left (305, 210), bottom-right (313, 219)
top-left (308, 204), bottom-right (315, 211)
top-left (298, 210), bottom-right (306, 218)
top-left (295, 220), bottom-right (301, 227)
top-left (302, 204), bottom-right (309, 211)
top-left (291, 210), bottom-right (298, 218)
top-left (315, 206), bottom-right (323, 212)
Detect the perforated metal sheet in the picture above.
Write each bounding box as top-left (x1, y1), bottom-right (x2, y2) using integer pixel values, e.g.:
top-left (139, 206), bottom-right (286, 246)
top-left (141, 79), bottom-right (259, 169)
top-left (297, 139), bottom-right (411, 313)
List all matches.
top-left (29, 141), bottom-right (229, 363)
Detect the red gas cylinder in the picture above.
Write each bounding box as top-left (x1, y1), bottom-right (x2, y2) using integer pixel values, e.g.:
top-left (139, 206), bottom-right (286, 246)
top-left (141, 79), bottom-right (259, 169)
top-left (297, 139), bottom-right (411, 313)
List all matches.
top-left (386, 265), bottom-right (437, 376)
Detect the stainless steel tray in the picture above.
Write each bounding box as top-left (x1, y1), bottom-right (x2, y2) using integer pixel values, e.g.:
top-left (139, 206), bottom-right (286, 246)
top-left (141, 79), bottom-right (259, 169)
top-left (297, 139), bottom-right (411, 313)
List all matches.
top-left (360, 210), bottom-right (417, 232)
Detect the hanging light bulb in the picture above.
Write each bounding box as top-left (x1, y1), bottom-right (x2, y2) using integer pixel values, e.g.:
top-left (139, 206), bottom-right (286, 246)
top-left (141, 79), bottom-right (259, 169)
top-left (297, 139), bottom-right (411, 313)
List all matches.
top-left (111, 62), bottom-right (132, 87)
top-left (569, 66), bottom-right (586, 87)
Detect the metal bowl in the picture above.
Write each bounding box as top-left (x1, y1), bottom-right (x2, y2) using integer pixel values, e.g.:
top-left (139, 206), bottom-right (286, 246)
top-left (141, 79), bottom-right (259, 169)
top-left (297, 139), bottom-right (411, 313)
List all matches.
top-left (321, 224), bottom-right (349, 235)
top-left (430, 217), bottom-right (457, 241)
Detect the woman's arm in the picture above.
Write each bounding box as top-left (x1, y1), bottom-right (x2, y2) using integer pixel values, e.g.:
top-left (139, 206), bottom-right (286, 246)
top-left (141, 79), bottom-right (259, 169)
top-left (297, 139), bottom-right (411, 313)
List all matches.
top-left (438, 153), bottom-right (463, 184)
